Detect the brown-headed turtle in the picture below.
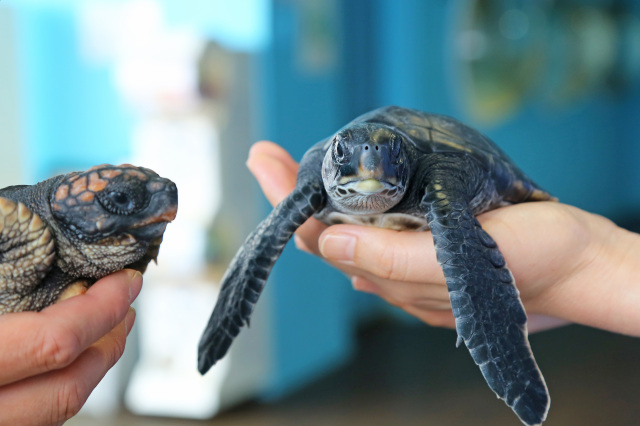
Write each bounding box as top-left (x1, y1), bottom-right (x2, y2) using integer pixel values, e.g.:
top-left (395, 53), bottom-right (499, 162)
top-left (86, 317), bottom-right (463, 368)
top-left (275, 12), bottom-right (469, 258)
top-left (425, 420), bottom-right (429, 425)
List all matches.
top-left (0, 164), bottom-right (177, 314)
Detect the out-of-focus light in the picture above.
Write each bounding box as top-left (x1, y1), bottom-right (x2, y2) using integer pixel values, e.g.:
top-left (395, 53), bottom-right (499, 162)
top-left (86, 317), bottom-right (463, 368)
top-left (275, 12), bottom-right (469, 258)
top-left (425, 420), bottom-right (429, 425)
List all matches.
top-left (4, 0), bottom-right (270, 52)
top-left (499, 8), bottom-right (530, 40)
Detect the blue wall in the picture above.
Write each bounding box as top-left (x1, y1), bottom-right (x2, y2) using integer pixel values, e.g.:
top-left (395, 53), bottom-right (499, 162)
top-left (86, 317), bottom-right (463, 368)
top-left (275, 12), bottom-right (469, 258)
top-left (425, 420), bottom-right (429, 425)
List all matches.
top-left (14, 4), bottom-right (132, 181)
top-left (259, 1), bottom-right (358, 398)
top-left (369, 0), bottom-right (630, 218)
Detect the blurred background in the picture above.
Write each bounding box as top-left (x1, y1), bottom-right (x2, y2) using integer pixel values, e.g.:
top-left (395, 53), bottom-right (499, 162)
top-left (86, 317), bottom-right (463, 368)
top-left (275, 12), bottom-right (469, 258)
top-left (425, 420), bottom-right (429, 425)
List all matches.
top-left (1, 0), bottom-right (640, 425)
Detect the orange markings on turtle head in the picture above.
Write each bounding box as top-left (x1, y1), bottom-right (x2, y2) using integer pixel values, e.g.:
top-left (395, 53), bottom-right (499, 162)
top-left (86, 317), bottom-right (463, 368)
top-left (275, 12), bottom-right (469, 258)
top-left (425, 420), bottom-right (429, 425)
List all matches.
top-left (125, 169), bottom-right (148, 181)
top-left (55, 184), bottom-right (70, 202)
top-left (99, 169), bottom-right (123, 179)
top-left (88, 164), bottom-right (112, 172)
top-left (70, 176), bottom-right (88, 196)
top-left (79, 191), bottom-right (95, 203)
top-left (88, 172), bottom-right (108, 192)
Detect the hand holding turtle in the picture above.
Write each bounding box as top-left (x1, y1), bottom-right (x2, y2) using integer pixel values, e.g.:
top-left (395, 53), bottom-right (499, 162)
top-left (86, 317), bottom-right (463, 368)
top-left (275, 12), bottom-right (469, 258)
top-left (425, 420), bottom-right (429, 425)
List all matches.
top-left (247, 140), bottom-right (640, 337)
top-left (0, 270), bottom-right (140, 425)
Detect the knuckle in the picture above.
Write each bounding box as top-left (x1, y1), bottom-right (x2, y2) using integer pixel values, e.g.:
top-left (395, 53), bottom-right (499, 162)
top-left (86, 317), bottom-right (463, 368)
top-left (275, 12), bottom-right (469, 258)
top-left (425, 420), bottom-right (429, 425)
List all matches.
top-left (108, 334), bottom-right (127, 367)
top-left (372, 243), bottom-right (409, 282)
top-left (101, 323), bottom-right (129, 369)
top-left (34, 326), bottom-right (81, 371)
top-left (53, 380), bottom-right (86, 423)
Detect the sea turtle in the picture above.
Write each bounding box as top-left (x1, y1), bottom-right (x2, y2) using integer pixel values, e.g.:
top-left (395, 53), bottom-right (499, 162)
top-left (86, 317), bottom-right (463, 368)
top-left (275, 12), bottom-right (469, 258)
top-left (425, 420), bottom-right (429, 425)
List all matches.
top-left (0, 164), bottom-right (178, 314)
top-left (198, 106), bottom-right (554, 425)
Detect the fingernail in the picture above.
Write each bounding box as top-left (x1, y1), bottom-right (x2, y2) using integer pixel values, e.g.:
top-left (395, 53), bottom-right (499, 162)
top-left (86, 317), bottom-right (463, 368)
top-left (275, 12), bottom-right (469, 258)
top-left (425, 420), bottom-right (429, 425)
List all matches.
top-left (125, 307), bottom-right (136, 335)
top-left (246, 146), bottom-right (263, 169)
top-left (319, 233), bottom-right (355, 262)
top-left (127, 270), bottom-right (143, 303)
top-left (351, 276), bottom-right (377, 294)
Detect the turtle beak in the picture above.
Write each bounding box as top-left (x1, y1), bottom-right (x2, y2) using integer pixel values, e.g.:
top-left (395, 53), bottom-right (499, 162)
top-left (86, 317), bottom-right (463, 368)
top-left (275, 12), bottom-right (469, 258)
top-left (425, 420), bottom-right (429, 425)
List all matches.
top-left (128, 179), bottom-right (178, 240)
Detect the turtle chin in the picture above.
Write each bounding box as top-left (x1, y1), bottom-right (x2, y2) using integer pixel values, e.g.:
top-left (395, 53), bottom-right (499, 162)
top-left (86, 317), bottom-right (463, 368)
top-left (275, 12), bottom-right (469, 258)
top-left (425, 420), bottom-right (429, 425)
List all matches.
top-left (328, 180), bottom-right (405, 214)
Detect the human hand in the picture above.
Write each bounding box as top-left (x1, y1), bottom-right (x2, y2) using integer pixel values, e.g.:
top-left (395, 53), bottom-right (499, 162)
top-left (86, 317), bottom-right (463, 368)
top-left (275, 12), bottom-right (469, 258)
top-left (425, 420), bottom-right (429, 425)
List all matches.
top-left (0, 269), bottom-right (141, 426)
top-left (247, 141), bottom-right (640, 336)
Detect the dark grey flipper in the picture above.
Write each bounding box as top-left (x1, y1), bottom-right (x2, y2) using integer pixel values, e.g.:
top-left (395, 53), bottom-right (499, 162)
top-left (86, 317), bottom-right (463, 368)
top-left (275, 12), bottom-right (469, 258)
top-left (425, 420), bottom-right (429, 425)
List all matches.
top-left (198, 181), bottom-right (326, 374)
top-left (422, 175), bottom-right (550, 425)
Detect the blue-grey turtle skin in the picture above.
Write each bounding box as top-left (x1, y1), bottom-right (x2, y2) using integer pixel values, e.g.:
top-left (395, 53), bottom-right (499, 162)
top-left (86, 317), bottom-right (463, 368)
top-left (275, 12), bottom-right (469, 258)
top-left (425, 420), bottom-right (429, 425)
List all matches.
top-left (198, 106), bottom-right (554, 425)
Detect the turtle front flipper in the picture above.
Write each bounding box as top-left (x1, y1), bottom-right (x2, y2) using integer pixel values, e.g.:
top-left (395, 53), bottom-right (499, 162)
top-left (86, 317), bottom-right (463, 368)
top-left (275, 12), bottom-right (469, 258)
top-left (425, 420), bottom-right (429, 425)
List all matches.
top-left (421, 175), bottom-right (550, 425)
top-left (198, 180), bottom-right (326, 374)
top-left (0, 197), bottom-right (56, 314)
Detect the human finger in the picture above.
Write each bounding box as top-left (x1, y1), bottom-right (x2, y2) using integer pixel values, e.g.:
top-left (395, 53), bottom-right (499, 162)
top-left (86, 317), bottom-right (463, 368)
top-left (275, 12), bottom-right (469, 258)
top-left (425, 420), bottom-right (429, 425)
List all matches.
top-left (318, 225), bottom-right (444, 284)
top-left (249, 141), bottom-right (299, 177)
top-left (247, 141), bottom-right (299, 206)
top-left (351, 272), bottom-right (474, 330)
top-left (247, 140), bottom-right (328, 253)
top-left (526, 314), bottom-right (570, 333)
top-left (0, 269), bottom-right (142, 386)
top-left (351, 275), bottom-right (451, 310)
top-left (352, 275), bottom-right (568, 333)
top-left (0, 308), bottom-right (135, 425)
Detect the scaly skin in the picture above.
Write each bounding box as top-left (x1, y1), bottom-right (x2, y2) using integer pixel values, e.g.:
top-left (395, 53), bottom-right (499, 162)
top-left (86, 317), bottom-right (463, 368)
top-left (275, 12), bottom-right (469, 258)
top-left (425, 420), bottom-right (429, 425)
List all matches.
top-left (198, 180), bottom-right (326, 373)
top-left (422, 158), bottom-right (549, 425)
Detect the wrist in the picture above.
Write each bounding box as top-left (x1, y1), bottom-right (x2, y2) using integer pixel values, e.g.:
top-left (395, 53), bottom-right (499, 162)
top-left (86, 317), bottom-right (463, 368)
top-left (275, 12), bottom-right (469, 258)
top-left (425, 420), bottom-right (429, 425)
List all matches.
top-left (598, 222), bottom-right (640, 336)
top-left (569, 212), bottom-right (640, 335)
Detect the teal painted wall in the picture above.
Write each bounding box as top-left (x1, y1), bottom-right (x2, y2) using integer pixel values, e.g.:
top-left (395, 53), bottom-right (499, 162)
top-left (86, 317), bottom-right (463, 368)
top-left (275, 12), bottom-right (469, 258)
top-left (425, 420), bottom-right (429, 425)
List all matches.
top-left (13, 4), bottom-right (132, 181)
top-left (259, 0), bottom-right (358, 398)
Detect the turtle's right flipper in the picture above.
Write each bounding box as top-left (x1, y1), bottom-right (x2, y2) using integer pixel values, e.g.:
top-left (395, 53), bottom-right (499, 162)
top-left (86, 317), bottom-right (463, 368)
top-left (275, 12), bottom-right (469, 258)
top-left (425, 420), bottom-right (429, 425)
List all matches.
top-left (198, 181), bottom-right (326, 374)
top-left (0, 197), bottom-right (56, 314)
top-left (422, 183), bottom-right (550, 426)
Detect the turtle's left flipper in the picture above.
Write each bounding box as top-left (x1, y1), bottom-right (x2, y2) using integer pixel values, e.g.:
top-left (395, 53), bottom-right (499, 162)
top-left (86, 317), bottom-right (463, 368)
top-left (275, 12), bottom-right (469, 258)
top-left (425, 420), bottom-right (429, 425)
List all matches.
top-left (198, 180), bottom-right (326, 374)
top-left (422, 178), bottom-right (550, 426)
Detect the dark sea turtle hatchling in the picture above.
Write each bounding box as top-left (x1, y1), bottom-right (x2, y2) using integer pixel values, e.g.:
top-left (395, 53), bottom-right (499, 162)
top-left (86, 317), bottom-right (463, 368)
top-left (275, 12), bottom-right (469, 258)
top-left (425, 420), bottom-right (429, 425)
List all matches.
top-left (0, 164), bottom-right (177, 314)
top-left (198, 106), bottom-right (554, 425)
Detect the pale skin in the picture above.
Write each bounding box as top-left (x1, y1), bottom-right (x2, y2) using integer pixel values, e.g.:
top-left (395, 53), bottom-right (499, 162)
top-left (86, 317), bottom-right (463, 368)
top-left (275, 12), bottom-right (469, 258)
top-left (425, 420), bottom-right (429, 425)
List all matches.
top-left (0, 269), bottom-right (141, 426)
top-left (247, 140), bottom-right (640, 337)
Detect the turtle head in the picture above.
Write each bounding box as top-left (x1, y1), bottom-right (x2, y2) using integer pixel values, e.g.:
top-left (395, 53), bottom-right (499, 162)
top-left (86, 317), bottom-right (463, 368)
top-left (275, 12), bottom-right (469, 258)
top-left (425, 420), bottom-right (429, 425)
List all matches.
top-left (322, 123), bottom-right (409, 214)
top-left (49, 164), bottom-right (178, 277)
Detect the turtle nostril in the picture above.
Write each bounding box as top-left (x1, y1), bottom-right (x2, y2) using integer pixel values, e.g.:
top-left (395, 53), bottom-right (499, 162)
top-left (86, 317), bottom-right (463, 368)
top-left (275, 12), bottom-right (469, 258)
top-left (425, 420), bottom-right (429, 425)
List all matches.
top-left (364, 145), bottom-right (369, 151)
top-left (166, 182), bottom-right (177, 192)
top-left (375, 145), bottom-right (379, 151)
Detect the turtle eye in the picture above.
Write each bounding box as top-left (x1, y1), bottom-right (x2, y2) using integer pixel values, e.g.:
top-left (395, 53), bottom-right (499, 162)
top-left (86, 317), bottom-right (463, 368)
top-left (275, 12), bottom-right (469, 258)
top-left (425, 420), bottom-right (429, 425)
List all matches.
top-left (333, 139), bottom-right (350, 164)
top-left (99, 191), bottom-right (136, 215)
top-left (389, 135), bottom-right (403, 162)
